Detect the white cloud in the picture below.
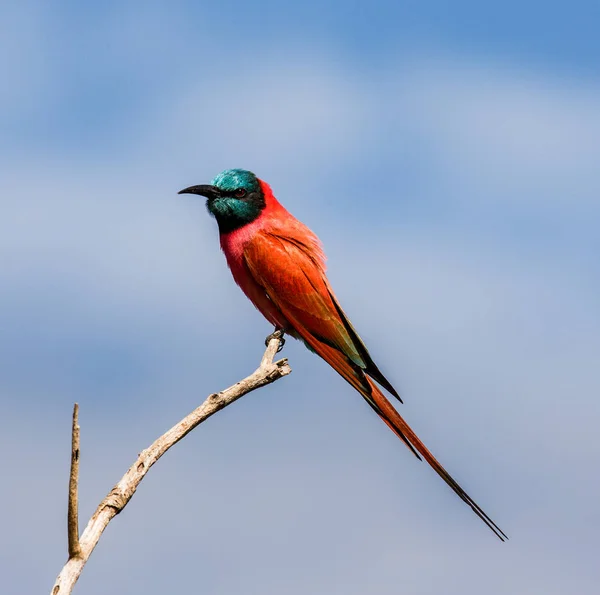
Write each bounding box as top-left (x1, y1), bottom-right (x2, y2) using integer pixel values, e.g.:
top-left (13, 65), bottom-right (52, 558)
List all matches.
top-left (386, 57), bottom-right (600, 209)
top-left (155, 57), bottom-right (373, 181)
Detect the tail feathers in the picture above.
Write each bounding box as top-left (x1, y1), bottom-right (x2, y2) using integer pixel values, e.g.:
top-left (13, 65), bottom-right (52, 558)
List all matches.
top-left (366, 378), bottom-right (508, 541)
top-left (289, 325), bottom-right (507, 540)
top-left (361, 390), bottom-right (422, 460)
top-left (298, 331), bottom-right (421, 457)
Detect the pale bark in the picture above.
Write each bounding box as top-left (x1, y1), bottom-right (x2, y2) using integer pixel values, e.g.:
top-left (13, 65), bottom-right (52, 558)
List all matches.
top-left (51, 336), bottom-right (290, 595)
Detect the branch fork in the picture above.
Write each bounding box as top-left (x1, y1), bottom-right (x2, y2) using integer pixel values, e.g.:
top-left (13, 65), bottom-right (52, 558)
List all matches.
top-left (52, 336), bottom-right (290, 594)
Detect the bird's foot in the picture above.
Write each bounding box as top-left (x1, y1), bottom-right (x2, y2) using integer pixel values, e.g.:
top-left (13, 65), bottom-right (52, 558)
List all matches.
top-left (265, 329), bottom-right (286, 352)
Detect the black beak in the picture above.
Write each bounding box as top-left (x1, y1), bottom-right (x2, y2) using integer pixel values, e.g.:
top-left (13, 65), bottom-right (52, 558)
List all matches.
top-left (178, 184), bottom-right (221, 199)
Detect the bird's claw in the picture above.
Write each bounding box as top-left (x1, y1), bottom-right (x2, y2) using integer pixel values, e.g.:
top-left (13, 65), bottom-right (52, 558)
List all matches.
top-left (265, 329), bottom-right (286, 352)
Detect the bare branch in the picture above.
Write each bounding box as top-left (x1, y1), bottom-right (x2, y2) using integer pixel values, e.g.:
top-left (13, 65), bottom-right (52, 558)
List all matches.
top-left (51, 336), bottom-right (291, 595)
top-left (67, 404), bottom-right (82, 559)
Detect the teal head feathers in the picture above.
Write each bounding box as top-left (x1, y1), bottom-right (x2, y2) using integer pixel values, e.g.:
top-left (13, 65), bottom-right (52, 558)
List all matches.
top-left (178, 169), bottom-right (265, 233)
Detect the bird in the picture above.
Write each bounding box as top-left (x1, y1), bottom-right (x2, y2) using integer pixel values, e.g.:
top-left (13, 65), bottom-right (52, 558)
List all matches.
top-left (179, 168), bottom-right (507, 541)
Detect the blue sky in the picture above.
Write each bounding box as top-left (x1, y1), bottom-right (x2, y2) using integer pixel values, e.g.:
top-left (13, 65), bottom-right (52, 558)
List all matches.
top-left (2, 1), bottom-right (600, 594)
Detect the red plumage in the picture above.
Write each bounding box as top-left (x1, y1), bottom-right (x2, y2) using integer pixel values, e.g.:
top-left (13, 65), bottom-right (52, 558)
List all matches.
top-left (219, 179), bottom-right (506, 540)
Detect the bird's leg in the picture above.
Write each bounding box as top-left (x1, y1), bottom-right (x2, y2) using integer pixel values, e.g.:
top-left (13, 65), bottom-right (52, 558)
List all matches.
top-left (265, 328), bottom-right (286, 353)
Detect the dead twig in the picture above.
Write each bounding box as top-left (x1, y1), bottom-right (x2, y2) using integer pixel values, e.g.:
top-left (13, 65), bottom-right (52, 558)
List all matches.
top-left (51, 336), bottom-right (291, 595)
top-left (67, 404), bottom-right (82, 559)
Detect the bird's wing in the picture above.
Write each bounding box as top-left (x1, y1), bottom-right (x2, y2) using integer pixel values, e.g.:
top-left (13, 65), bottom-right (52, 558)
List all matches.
top-left (244, 228), bottom-right (401, 400)
top-left (243, 228), bottom-right (412, 446)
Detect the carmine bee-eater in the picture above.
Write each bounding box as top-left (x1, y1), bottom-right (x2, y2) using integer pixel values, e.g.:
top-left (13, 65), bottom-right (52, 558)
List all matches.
top-left (179, 168), bottom-right (506, 541)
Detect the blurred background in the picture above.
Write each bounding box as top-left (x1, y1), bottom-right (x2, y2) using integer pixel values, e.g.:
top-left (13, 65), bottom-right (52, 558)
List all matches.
top-left (2, 1), bottom-right (599, 593)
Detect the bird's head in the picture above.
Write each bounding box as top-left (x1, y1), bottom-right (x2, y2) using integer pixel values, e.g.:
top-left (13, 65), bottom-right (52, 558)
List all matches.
top-left (178, 169), bottom-right (265, 233)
